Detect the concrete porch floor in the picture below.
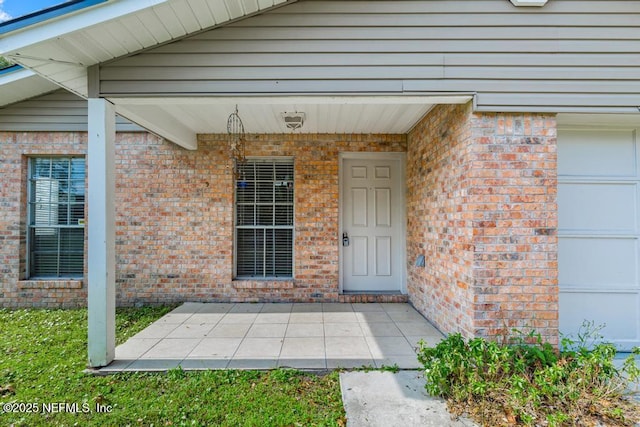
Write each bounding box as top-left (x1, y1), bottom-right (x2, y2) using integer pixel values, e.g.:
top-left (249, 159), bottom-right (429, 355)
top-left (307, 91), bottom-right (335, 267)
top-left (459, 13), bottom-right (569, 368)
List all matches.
top-left (100, 302), bottom-right (444, 372)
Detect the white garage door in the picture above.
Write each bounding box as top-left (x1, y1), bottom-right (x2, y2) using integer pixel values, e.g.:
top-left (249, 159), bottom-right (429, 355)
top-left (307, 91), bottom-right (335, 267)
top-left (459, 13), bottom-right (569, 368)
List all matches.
top-left (558, 128), bottom-right (640, 351)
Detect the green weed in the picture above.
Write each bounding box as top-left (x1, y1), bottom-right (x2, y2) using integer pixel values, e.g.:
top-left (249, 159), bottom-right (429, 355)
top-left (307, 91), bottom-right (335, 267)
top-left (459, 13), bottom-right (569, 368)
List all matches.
top-left (417, 323), bottom-right (640, 426)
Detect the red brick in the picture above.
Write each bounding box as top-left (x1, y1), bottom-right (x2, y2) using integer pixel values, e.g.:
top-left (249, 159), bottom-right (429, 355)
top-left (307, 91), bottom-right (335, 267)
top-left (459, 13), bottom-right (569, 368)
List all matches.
top-left (407, 105), bottom-right (558, 345)
top-left (0, 131), bottom-right (406, 307)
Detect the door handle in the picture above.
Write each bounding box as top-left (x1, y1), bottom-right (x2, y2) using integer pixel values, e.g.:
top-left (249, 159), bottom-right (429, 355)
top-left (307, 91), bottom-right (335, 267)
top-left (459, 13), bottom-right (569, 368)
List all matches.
top-left (342, 232), bottom-right (350, 247)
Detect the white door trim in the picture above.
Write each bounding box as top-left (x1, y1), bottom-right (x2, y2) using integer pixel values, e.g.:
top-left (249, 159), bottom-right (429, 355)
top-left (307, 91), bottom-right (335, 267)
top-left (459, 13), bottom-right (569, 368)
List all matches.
top-left (338, 152), bottom-right (407, 294)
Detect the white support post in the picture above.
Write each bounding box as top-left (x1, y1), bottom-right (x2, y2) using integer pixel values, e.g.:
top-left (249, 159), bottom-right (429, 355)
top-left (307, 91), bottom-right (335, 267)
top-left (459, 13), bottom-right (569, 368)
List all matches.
top-left (87, 98), bottom-right (116, 368)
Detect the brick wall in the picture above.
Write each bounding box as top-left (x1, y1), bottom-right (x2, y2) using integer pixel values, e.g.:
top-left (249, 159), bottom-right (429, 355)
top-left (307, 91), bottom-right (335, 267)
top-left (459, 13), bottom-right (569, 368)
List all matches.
top-left (0, 132), bottom-right (87, 308)
top-left (116, 133), bottom-right (405, 305)
top-left (470, 111), bottom-right (558, 344)
top-left (1, 112), bottom-right (558, 345)
top-left (0, 131), bottom-right (405, 308)
top-left (407, 103), bottom-right (558, 345)
top-left (406, 104), bottom-right (476, 337)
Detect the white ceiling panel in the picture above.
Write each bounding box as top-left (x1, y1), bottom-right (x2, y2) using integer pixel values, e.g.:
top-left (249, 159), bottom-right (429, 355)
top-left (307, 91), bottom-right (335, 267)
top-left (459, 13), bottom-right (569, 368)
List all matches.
top-left (20, 59), bottom-right (89, 97)
top-left (241, 0), bottom-right (261, 15)
top-left (134, 9), bottom-right (174, 43)
top-left (169, 0), bottom-right (203, 33)
top-left (102, 21), bottom-right (146, 54)
top-left (60, 34), bottom-right (105, 64)
top-left (152, 4), bottom-right (189, 39)
top-left (113, 99), bottom-right (440, 134)
top-left (186, 0), bottom-right (218, 29)
top-left (223, 0), bottom-right (244, 18)
top-left (117, 15), bottom-right (161, 47)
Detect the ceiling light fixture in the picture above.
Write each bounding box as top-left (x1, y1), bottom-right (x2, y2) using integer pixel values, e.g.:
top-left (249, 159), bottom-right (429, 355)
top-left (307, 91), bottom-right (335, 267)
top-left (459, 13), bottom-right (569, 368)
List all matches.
top-left (281, 112), bottom-right (306, 131)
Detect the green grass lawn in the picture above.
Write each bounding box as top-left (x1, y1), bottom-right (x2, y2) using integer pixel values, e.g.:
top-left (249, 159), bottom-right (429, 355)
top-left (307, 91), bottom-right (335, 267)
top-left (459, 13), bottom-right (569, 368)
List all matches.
top-left (0, 307), bottom-right (345, 426)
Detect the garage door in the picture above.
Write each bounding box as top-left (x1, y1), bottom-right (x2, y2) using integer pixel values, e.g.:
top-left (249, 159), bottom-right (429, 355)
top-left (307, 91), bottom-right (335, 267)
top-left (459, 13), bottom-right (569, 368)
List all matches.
top-left (558, 128), bottom-right (640, 351)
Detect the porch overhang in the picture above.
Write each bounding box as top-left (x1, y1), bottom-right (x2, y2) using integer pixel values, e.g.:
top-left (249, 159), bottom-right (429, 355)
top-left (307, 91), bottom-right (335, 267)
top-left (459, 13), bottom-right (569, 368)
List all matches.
top-left (110, 94), bottom-right (474, 150)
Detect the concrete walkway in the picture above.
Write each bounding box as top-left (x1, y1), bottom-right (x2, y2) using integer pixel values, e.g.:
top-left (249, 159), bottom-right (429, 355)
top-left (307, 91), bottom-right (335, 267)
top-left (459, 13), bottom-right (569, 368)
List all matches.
top-left (340, 371), bottom-right (478, 427)
top-left (339, 355), bottom-right (639, 427)
top-left (100, 302), bottom-right (444, 372)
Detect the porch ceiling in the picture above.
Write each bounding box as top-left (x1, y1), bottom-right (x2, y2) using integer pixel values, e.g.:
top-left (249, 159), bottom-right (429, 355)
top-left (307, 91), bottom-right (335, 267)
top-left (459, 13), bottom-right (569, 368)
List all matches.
top-left (111, 95), bottom-right (473, 149)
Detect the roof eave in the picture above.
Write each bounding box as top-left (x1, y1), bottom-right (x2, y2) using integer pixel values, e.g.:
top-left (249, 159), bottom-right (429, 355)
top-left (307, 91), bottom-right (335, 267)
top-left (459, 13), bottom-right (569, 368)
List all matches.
top-left (0, 0), bottom-right (171, 55)
top-left (0, 0), bottom-right (296, 99)
top-left (0, 66), bottom-right (61, 107)
top-left (0, 0), bottom-right (109, 36)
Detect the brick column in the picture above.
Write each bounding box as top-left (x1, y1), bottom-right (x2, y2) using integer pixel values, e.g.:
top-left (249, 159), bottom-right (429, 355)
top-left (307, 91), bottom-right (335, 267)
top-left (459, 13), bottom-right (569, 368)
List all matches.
top-left (407, 104), bottom-right (558, 345)
top-left (469, 112), bottom-right (558, 345)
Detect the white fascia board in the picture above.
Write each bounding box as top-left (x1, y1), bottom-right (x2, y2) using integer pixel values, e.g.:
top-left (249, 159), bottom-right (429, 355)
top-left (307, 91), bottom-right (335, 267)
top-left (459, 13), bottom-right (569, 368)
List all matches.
top-left (510, 0), bottom-right (548, 6)
top-left (0, 67), bottom-right (38, 84)
top-left (114, 104), bottom-right (197, 150)
top-left (0, 0), bottom-right (170, 55)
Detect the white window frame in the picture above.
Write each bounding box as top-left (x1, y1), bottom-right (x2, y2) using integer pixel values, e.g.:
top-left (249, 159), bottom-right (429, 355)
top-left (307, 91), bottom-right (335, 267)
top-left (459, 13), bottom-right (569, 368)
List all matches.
top-left (234, 157), bottom-right (295, 279)
top-left (26, 156), bottom-right (85, 279)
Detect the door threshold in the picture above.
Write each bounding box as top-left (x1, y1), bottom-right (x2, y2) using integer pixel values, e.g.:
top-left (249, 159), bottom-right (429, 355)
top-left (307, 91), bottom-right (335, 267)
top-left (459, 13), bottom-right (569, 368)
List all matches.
top-left (342, 290), bottom-right (404, 295)
top-left (338, 292), bottom-right (408, 303)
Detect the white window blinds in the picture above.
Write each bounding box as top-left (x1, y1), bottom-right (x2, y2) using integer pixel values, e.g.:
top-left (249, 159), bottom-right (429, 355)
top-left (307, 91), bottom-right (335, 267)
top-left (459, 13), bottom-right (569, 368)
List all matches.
top-left (28, 157), bottom-right (85, 278)
top-left (235, 159), bottom-right (294, 278)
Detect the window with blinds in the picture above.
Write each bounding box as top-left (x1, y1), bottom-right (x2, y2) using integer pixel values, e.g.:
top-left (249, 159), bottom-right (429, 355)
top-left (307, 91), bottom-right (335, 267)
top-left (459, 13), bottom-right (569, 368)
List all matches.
top-left (28, 157), bottom-right (85, 278)
top-left (235, 159), bottom-right (294, 278)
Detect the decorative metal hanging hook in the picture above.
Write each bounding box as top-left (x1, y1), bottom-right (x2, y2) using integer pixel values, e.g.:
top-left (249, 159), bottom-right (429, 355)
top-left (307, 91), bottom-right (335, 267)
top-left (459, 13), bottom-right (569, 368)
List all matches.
top-left (227, 104), bottom-right (246, 179)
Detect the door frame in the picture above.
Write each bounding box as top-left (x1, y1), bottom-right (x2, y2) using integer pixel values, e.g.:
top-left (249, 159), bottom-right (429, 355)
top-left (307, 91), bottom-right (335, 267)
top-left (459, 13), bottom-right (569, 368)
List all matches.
top-left (338, 152), bottom-right (407, 294)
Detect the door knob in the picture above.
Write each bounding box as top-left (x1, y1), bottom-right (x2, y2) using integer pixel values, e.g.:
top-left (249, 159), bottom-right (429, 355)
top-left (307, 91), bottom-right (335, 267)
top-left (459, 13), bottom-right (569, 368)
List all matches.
top-left (342, 232), bottom-right (350, 247)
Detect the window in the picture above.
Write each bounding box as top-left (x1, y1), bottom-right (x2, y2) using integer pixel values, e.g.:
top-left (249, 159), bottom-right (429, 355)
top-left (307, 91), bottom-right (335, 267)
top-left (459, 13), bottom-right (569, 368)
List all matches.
top-left (235, 159), bottom-right (294, 278)
top-left (28, 157), bottom-right (85, 278)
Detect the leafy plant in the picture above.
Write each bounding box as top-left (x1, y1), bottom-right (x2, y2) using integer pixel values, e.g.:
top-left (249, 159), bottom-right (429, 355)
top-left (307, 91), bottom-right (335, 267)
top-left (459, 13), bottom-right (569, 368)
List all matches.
top-left (380, 364), bottom-right (400, 373)
top-left (418, 324), bottom-right (640, 426)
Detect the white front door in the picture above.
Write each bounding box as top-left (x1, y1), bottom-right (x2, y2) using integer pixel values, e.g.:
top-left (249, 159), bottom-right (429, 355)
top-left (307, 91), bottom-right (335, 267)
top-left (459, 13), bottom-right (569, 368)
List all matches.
top-left (341, 154), bottom-right (405, 292)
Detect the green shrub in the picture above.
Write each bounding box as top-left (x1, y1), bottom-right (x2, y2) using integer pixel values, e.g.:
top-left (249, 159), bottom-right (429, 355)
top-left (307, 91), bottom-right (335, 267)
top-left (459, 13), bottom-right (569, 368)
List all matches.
top-left (418, 326), bottom-right (640, 426)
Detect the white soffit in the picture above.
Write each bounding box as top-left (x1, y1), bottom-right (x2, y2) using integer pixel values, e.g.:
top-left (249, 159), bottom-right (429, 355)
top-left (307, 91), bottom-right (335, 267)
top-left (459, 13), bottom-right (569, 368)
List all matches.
top-left (0, 68), bottom-right (59, 107)
top-left (112, 95), bottom-right (472, 135)
top-left (0, 0), bottom-right (295, 98)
